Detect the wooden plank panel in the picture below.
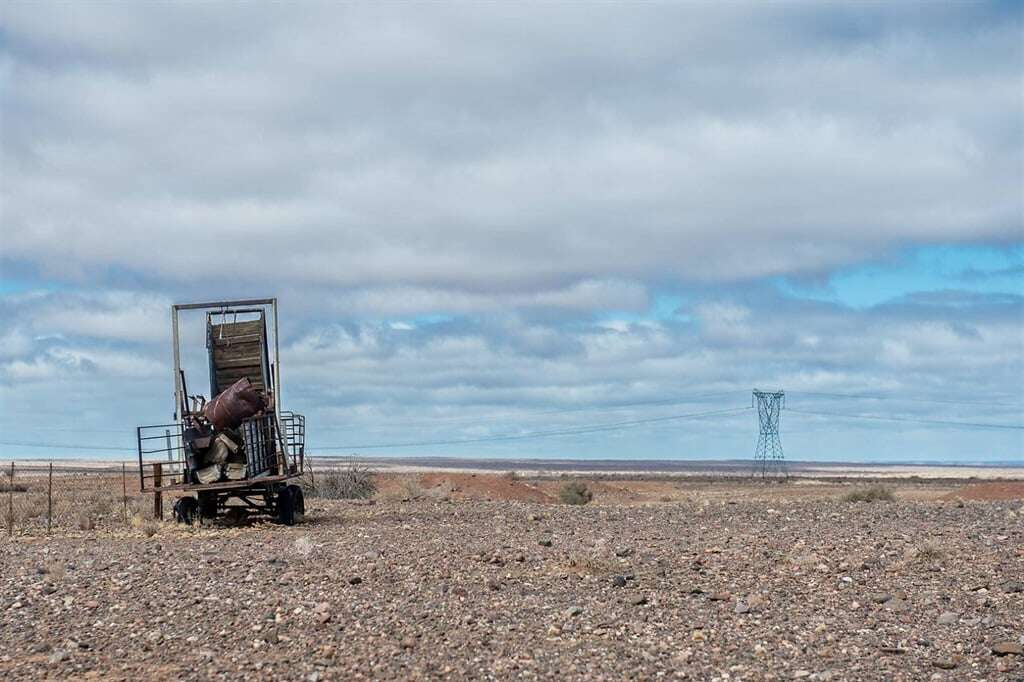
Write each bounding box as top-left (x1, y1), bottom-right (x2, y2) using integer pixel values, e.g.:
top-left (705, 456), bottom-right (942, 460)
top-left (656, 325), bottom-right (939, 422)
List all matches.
top-left (213, 341), bottom-right (262, 355)
top-left (210, 320), bottom-right (263, 338)
top-left (212, 355), bottom-right (264, 368)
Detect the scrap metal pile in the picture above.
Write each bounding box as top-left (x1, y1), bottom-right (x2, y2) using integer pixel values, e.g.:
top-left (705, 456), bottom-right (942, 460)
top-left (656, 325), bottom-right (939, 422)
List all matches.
top-left (182, 377), bottom-right (274, 485)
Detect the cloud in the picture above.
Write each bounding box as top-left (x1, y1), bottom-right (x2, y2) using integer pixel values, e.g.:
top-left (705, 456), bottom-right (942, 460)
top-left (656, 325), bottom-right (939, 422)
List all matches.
top-left (1, 3), bottom-right (1020, 295)
top-left (0, 4), bottom-right (1021, 462)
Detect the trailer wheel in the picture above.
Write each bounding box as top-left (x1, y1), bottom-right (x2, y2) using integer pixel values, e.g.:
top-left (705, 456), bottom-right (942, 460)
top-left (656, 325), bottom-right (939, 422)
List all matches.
top-left (277, 486), bottom-right (297, 525)
top-left (286, 484), bottom-right (305, 524)
top-left (198, 492), bottom-right (218, 520)
top-left (277, 485), bottom-right (305, 525)
top-left (173, 497), bottom-right (199, 525)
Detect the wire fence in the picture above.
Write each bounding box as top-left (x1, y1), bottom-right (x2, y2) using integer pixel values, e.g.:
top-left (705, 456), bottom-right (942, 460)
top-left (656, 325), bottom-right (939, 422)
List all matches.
top-left (1, 458), bottom-right (320, 536)
top-left (1, 461), bottom-right (160, 536)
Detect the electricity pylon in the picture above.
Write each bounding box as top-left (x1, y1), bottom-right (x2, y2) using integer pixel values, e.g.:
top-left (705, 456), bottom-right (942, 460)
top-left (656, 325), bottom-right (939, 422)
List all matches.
top-left (753, 389), bottom-right (786, 478)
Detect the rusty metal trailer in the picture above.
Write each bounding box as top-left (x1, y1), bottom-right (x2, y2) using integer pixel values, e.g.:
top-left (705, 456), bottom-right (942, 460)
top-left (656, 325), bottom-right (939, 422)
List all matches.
top-left (136, 298), bottom-right (307, 525)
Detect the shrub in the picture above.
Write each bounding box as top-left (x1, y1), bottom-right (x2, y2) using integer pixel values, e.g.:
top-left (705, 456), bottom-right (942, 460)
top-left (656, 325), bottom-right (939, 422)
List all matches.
top-left (130, 514), bottom-right (160, 537)
top-left (311, 461), bottom-right (377, 500)
top-left (559, 481), bottom-right (593, 505)
top-left (401, 478), bottom-right (425, 500)
top-left (842, 486), bottom-right (895, 503)
top-left (913, 542), bottom-right (945, 562)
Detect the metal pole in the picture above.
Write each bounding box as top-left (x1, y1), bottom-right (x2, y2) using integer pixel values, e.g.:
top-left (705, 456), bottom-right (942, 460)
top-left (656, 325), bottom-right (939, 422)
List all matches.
top-left (171, 306), bottom-right (181, 421)
top-left (271, 298), bottom-right (290, 473)
top-left (47, 462), bottom-right (53, 534)
top-left (153, 463), bottom-right (163, 520)
top-left (122, 462), bottom-right (129, 523)
top-left (7, 462), bottom-right (13, 537)
top-left (272, 298), bottom-right (282, 416)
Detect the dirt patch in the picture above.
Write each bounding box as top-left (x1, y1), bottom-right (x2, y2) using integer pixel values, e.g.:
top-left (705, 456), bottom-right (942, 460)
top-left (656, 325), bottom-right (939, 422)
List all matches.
top-left (374, 472), bottom-right (555, 503)
top-left (943, 481), bottom-right (1024, 501)
top-left (368, 472), bottom-right (964, 506)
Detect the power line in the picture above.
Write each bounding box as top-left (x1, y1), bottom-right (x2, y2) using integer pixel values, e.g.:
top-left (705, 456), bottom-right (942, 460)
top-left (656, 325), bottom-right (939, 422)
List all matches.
top-left (0, 441), bottom-right (137, 451)
top-left (786, 390), bottom-right (1021, 409)
top-left (310, 390), bottom-right (745, 433)
top-left (311, 406), bottom-right (750, 451)
top-left (787, 408), bottom-right (1024, 431)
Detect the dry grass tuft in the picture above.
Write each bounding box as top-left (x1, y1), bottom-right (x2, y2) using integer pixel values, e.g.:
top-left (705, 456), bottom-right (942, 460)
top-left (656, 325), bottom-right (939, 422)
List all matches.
top-left (912, 542), bottom-right (945, 562)
top-left (311, 462), bottom-right (377, 500)
top-left (559, 481), bottom-right (593, 505)
top-left (130, 514), bottom-right (160, 537)
top-left (841, 486), bottom-right (895, 503)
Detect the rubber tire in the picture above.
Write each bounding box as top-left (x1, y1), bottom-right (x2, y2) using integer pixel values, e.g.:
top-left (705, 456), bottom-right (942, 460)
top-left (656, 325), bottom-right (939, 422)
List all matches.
top-left (197, 492), bottom-right (218, 520)
top-left (173, 497), bottom-right (199, 525)
top-left (286, 485), bottom-right (305, 524)
top-left (277, 485), bottom-right (297, 526)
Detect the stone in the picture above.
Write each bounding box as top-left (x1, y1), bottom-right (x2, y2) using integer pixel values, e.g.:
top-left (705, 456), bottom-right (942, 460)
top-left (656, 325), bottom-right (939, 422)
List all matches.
top-left (538, 538), bottom-right (553, 547)
top-left (991, 641), bottom-right (1023, 656)
top-left (347, 576), bottom-right (362, 585)
top-left (884, 598), bottom-right (908, 612)
top-left (869, 592), bottom-right (892, 604)
top-left (879, 646), bottom-right (907, 655)
top-left (611, 575), bottom-right (627, 588)
top-left (631, 595), bottom-right (648, 606)
top-left (931, 658), bottom-right (957, 669)
top-left (936, 612), bottom-right (957, 625)
top-left (566, 605), bottom-right (583, 617)
top-left (615, 548), bottom-right (633, 558)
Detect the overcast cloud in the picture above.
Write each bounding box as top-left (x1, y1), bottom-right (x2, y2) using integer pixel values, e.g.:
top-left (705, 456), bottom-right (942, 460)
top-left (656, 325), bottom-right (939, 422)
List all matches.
top-left (0, 2), bottom-right (1021, 462)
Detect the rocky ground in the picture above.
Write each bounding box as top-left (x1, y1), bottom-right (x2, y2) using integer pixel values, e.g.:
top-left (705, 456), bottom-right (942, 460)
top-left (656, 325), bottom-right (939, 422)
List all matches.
top-left (1, 477), bottom-right (1022, 680)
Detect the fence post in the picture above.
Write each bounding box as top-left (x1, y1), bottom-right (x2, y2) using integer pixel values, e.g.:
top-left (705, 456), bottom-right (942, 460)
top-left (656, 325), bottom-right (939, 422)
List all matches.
top-left (153, 462), bottom-right (163, 520)
top-left (47, 462), bottom-right (53, 534)
top-left (7, 462), bottom-right (13, 537)
top-left (122, 462), bottom-right (129, 524)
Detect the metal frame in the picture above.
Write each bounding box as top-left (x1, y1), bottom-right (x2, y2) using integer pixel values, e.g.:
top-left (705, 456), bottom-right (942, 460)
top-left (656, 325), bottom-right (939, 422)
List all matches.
top-left (136, 412), bottom-right (305, 493)
top-left (170, 298), bottom-right (290, 474)
top-left (137, 298), bottom-right (305, 521)
top-left (752, 389), bottom-right (787, 478)
top-left (172, 298), bottom-right (281, 420)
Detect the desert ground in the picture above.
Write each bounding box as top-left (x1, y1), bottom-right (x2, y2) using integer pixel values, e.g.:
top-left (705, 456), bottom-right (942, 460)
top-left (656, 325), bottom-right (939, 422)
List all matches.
top-left (1, 471), bottom-right (1022, 681)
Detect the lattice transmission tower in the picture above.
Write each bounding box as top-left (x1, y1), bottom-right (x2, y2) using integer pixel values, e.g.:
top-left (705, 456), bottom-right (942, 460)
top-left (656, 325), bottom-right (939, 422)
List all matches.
top-left (753, 389), bottom-right (786, 477)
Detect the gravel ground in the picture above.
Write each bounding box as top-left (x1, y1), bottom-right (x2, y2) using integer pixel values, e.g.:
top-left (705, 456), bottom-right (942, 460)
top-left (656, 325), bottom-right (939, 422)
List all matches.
top-left (1, 492), bottom-right (1022, 680)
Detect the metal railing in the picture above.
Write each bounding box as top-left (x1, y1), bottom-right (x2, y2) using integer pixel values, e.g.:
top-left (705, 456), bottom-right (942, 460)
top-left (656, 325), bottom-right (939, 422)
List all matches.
top-left (137, 412), bottom-right (305, 492)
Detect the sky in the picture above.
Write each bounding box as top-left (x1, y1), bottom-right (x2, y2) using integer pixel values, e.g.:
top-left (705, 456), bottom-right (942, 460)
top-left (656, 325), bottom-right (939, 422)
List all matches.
top-left (0, 2), bottom-right (1022, 464)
